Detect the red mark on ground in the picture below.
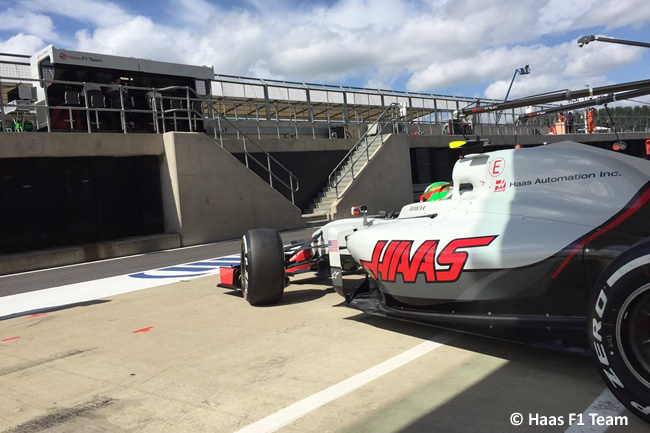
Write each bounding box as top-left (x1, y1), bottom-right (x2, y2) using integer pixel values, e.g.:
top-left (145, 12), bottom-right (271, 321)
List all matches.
top-left (1, 336), bottom-right (20, 342)
top-left (29, 314), bottom-right (46, 318)
top-left (132, 327), bottom-right (153, 334)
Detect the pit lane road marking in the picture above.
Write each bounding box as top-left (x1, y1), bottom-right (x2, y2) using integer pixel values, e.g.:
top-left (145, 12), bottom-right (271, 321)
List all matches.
top-left (0, 255), bottom-right (239, 319)
top-left (234, 333), bottom-right (455, 433)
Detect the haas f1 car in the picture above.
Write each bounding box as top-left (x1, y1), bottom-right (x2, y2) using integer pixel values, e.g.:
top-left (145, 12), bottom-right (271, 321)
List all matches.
top-left (219, 141), bottom-right (650, 423)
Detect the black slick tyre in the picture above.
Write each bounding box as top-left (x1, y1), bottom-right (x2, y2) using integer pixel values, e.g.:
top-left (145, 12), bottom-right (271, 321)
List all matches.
top-left (588, 241), bottom-right (650, 423)
top-left (240, 228), bottom-right (285, 306)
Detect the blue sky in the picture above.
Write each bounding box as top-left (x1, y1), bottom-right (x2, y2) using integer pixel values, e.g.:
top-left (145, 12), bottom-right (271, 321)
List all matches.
top-left (1, 0), bottom-right (649, 102)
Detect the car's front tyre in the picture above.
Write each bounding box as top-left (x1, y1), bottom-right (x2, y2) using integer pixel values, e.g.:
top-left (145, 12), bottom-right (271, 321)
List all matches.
top-left (588, 241), bottom-right (650, 423)
top-left (240, 228), bottom-right (285, 306)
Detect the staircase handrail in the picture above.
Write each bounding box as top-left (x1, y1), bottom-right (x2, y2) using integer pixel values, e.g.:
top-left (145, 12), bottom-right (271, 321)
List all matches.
top-left (149, 86), bottom-right (300, 204)
top-left (327, 102), bottom-right (400, 198)
top-left (201, 97), bottom-right (300, 204)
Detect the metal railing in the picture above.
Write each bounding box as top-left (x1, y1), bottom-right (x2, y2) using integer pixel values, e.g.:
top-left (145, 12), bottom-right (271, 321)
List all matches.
top-left (0, 77), bottom-right (208, 134)
top-left (585, 115), bottom-right (650, 133)
top-left (5, 53), bottom-right (649, 138)
top-left (327, 103), bottom-right (401, 198)
top-left (0, 53), bottom-right (585, 138)
top-left (208, 110), bottom-right (300, 204)
top-left (0, 76), bottom-right (300, 204)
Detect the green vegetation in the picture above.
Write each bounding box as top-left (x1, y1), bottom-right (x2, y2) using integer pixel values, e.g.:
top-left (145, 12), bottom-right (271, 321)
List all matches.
top-left (594, 105), bottom-right (650, 131)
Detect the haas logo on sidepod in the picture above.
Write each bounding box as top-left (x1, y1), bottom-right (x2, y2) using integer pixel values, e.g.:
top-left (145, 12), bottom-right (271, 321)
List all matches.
top-left (360, 236), bottom-right (497, 283)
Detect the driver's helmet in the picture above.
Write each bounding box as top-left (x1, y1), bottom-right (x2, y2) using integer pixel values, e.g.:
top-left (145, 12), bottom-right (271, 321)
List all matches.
top-left (420, 181), bottom-right (452, 202)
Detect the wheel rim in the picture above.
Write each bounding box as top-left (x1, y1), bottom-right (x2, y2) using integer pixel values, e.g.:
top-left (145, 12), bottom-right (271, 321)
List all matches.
top-left (617, 283), bottom-right (650, 388)
top-left (241, 235), bottom-right (249, 298)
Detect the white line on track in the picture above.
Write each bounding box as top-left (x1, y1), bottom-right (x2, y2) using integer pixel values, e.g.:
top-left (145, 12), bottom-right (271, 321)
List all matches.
top-left (564, 388), bottom-right (625, 433)
top-left (234, 333), bottom-right (454, 433)
top-left (0, 255), bottom-right (238, 319)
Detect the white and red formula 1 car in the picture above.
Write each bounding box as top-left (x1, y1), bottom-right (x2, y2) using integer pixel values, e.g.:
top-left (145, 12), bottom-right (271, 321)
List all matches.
top-left (219, 140), bottom-right (650, 423)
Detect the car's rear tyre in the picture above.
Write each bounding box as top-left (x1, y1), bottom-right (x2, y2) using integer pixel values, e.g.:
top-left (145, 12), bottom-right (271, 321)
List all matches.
top-left (588, 241), bottom-right (650, 423)
top-left (240, 228), bottom-right (285, 306)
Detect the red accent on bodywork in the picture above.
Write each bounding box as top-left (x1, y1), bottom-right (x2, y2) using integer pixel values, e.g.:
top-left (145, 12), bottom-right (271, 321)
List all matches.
top-left (286, 249), bottom-right (315, 275)
top-left (220, 267), bottom-right (236, 286)
top-left (361, 240), bottom-right (387, 280)
top-left (286, 264), bottom-right (313, 275)
top-left (289, 249), bottom-right (312, 263)
top-left (552, 187), bottom-right (650, 279)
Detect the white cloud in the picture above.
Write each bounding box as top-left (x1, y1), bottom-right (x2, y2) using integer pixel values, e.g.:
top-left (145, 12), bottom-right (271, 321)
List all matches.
top-left (0, 9), bottom-right (57, 41)
top-left (75, 16), bottom-right (181, 61)
top-left (536, 0), bottom-right (598, 34)
top-left (0, 33), bottom-right (45, 56)
top-left (564, 40), bottom-right (643, 78)
top-left (407, 44), bottom-right (556, 96)
top-left (173, 0), bottom-right (220, 24)
top-left (307, 0), bottom-right (415, 30)
top-left (20, 0), bottom-right (132, 27)
top-left (577, 0), bottom-right (650, 30)
top-left (266, 28), bottom-right (379, 81)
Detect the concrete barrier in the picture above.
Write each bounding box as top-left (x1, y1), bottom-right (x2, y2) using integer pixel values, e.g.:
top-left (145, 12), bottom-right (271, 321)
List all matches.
top-left (161, 132), bottom-right (304, 246)
top-left (0, 233), bottom-right (181, 275)
top-left (0, 131), bottom-right (305, 273)
top-left (0, 132), bottom-right (164, 158)
top-left (331, 134), bottom-right (413, 219)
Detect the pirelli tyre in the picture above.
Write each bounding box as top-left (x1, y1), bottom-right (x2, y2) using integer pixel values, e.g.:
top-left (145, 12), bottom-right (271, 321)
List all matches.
top-left (588, 241), bottom-right (650, 423)
top-left (240, 228), bottom-right (285, 306)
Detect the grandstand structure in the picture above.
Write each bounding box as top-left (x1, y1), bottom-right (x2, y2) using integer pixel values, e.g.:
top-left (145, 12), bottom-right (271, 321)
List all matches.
top-left (1, 47), bottom-right (545, 139)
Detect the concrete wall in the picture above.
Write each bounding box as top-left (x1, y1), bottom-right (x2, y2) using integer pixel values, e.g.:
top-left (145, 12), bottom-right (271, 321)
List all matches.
top-left (161, 132), bottom-right (304, 246)
top-left (0, 131), bottom-right (305, 250)
top-left (0, 132), bottom-right (164, 158)
top-left (331, 134), bottom-right (414, 219)
top-left (212, 120), bottom-right (369, 141)
top-left (0, 234), bottom-right (181, 275)
top-left (0, 131), bottom-right (305, 272)
top-left (219, 137), bottom-right (356, 154)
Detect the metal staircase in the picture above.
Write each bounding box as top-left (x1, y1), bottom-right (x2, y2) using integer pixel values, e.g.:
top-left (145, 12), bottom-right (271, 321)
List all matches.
top-left (154, 87), bottom-right (405, 215)
top-left (135, 85), bottom-right (300, 205)
top-left (209, 113), bottom-right (299, 204)
top-left (171, 93), bottom-right (299, 205)
top-left (304, 103), bottom-right (402, 217)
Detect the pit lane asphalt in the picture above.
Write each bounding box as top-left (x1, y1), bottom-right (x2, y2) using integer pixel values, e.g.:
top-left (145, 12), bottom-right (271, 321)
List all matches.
top-left (0, 228), bottom-right (317, 297)
top-left (1, 229), bottom-right (648, 433)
